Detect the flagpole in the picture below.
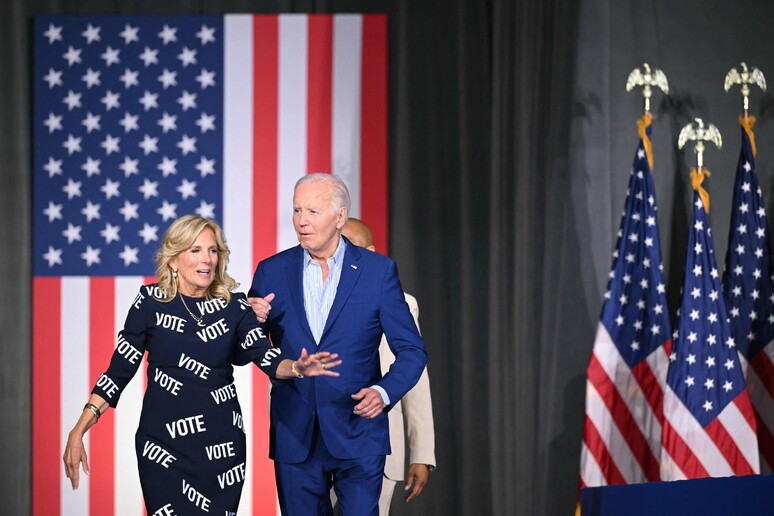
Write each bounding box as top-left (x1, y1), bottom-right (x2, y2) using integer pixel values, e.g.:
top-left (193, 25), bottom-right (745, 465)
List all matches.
top-left (626, 63), bottom-right (669, 173)
top-left (722, 64), bottom-right (774, 473)
top-left (578, 64), bottom-right (671, 509)
top-left (678, 118), bottom-right (722, 212)
top-left (662, 117), bottom-right (760, 480)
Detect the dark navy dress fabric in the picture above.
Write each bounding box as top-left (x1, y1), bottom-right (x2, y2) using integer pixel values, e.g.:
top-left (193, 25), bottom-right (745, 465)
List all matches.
top-left (91, 284), bottom-right (283, 515)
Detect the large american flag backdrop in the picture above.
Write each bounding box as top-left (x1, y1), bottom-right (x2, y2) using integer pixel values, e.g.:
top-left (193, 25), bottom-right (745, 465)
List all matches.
top-left (32, 14), bottom-right (387, 515)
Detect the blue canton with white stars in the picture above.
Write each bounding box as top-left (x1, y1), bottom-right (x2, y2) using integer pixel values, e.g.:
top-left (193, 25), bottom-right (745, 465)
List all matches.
top-left (721, 126), bottom-right (774, 359)
top-left (668, 190), bottom-right (747, 428)
top-left (600, 128), bottom-right (671, 369)
top-left (33, 16), bottom-right (224, 276)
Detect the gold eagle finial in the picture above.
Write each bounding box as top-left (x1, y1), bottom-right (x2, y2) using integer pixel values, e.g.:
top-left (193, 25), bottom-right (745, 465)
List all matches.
top-left (626, 63), bottom-right (669, 113)
top-left (678, 118), bottom-right (722, 170)
top-left (724, 62), bottom-right (766, 117)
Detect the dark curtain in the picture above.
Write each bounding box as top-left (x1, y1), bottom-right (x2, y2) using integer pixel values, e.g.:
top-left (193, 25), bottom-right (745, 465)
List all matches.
top-left (6, 1), bottom-right (774, 515)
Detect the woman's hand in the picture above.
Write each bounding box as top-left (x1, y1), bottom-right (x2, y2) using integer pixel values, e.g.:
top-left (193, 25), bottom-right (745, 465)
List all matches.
top-left (63, 395), bottom-right (106, 489)
top-left (295, 347), bottom-right (342, 377)
top-left (63, 430), bottom-right (89, 489)
top-left (404, 463), bottom-right (432, 501)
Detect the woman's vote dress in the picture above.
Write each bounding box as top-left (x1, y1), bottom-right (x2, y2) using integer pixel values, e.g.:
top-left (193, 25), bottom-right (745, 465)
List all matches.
top-left (91, 284), bottom-right (283, 515)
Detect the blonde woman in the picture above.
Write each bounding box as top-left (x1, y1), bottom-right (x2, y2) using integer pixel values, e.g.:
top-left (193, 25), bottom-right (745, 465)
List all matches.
top-left (63, 215), bottom-right (340, 514)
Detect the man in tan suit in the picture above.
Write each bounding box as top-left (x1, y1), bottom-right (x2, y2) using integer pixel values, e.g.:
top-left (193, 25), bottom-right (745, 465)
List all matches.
top-left (340, 218), bottom-right (436, 514)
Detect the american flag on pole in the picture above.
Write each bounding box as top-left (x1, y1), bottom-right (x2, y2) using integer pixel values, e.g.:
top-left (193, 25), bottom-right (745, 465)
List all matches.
top-left (721, 116), bottom-right (774, 472)
top-left (660, 168), bottom-right (759, 480)
top-left (579, 114), bottom-right (672, 488)
top-left (32, 14), bottom-right (387, 516)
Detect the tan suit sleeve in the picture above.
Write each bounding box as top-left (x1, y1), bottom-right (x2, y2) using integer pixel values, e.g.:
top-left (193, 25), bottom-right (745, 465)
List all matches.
top-left (381, 293), bottom-right (436, 481)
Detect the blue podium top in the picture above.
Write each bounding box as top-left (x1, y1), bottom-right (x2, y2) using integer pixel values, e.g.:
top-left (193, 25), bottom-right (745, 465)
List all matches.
top-left (581, 474), bottom-right (774, 516)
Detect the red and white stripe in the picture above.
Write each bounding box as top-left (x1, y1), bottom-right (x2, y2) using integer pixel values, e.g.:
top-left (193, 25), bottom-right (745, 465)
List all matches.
top-left (223, 14), bottom-right (387, 514)
top-left (579, 322), bottom-right (670, 487)
top-left (660, 386), bottom-right (759, 480)
top-left (34, 276), bottom-right (150, 516)
top-left (741, 343), bottom-right (774, 472)
top-left (33, 14), bottom-right (387, 516)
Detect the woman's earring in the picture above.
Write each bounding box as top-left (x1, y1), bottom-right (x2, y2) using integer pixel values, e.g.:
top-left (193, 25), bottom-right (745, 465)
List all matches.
top-left (172, 270), bottom-right (177, 278)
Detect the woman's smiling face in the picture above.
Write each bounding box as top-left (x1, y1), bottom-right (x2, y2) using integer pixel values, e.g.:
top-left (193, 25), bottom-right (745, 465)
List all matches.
top-left (170, 227), bottom-right (218, 297)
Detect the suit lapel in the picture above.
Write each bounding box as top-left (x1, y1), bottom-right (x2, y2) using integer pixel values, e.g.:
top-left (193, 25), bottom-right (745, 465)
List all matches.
top-left (286, 246), bottom-right (316, 344)
top-left (321, 239), bottom-right (362, 342)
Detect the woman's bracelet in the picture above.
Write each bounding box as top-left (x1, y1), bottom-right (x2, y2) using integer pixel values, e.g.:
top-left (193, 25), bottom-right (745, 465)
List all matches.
top-left (84, 402), bottom-right (101, 422)
top-left (291, 361), bottom-right (304, 378)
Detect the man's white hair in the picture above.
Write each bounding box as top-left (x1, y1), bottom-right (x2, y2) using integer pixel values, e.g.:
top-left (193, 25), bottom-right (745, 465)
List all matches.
top-left (295, 173), bottom-right (351, 215)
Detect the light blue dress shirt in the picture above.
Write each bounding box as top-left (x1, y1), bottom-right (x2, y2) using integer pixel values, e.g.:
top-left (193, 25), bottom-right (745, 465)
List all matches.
top-left (302, 236), bottom-right (347, 345)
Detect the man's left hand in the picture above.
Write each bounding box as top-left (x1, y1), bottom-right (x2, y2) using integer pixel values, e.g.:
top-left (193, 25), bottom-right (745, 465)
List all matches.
top-left (404, 463), bottom-right (431, 502)
top-left (351, 388), bottom-right (384, 419)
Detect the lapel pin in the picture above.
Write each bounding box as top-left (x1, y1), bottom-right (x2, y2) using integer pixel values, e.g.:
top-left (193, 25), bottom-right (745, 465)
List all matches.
top-left (351, 264), bottom-right (357, 270)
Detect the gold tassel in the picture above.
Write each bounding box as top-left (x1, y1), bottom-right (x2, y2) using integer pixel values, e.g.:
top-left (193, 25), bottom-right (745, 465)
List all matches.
top-left (637, 113), bottom-right (654, 171)
top-left (739, 114), bottom-right (757, 157)
top-left (690, 167), bottom-right (712, 213)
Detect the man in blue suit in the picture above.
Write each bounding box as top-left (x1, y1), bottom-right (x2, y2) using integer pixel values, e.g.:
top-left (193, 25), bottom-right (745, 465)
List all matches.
top-left (248, 173), bottom-right (427, 515)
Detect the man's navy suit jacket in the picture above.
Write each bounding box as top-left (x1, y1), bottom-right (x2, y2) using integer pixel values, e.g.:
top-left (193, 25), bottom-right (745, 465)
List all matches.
top-left (249, 237), bottom-right (427, 463)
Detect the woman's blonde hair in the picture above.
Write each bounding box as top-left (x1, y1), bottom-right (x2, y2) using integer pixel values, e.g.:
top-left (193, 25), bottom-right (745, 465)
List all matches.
top-left (154, 214), bottom-right (237, 302)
